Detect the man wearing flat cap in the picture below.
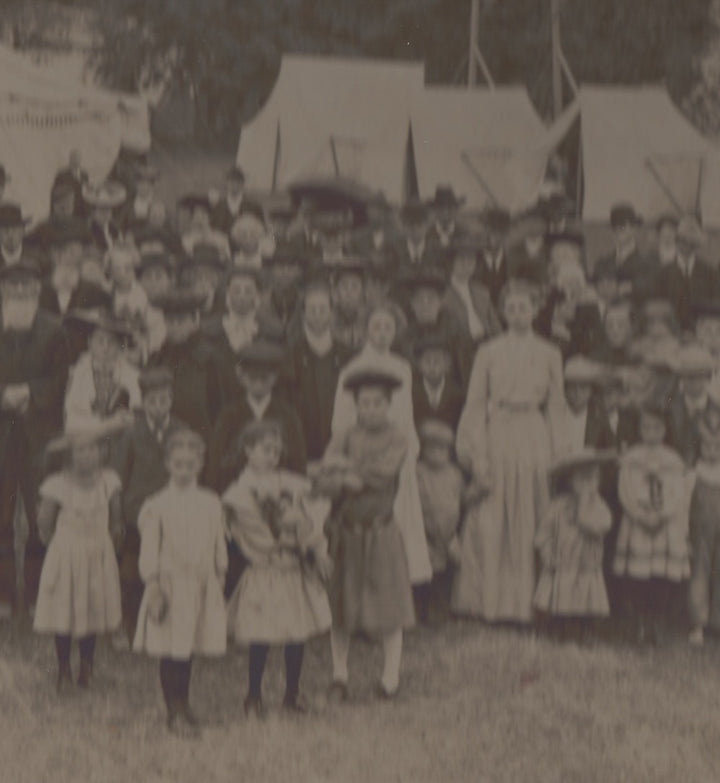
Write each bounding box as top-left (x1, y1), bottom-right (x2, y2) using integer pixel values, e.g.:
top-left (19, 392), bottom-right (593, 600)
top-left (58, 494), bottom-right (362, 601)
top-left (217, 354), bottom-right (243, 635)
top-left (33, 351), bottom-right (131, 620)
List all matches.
top-left (0, 203), bottom-right (31, 270)
top-left (593, 202), bottom-right (656, 302)
top-left (655, 214), bottom-right (720, 330)
top-left (0, 259), bottom-right (69, 614)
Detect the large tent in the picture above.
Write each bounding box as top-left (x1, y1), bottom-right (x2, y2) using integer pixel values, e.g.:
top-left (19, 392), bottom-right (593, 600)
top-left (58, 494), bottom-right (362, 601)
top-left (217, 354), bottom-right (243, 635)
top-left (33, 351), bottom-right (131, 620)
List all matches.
top-left (408, 86), bottom-right (548, 211)
top-left (545, 86), bottom-right (720, 226)
top-left (237, 54), bottom-right (426, 203)
top-left (0, 44), bottom-right (150, 222)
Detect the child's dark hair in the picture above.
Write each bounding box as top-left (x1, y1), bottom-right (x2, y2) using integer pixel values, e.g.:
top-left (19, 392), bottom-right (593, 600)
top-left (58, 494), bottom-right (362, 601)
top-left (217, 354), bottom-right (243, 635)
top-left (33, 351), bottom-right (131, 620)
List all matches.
top-left (239, 419), bottom-right (284, 453)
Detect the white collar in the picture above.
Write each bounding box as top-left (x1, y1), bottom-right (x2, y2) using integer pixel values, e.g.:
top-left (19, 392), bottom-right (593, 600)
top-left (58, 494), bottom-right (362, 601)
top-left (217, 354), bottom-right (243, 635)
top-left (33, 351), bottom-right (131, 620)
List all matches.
top-left (2, 245), bottom-right (23, 266)
top-left (423, 376), bottom-right (445, 405)
top-left (304, 324), bottom-right (333, 357)
top-left (247, 393), bottom-right (271, 420)
top-left (227, 193), bottom-right (244, 214)
top-left (678, 253), bottom-right (696, 276)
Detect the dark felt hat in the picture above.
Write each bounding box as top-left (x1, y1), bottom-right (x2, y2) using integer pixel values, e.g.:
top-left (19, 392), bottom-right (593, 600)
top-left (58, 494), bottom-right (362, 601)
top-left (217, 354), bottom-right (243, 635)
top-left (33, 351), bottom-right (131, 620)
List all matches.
top-left (139, 365), bottom-right (174, 394)
top-left (343, 368), bottom-right (403, 395)
top-left (177, 193), bottom-right (211, 212)
top-left (656, 213), bottom-right (679, 232)
top-left (226, 165), bottom-right (246, 183)
top-left (329, 255), bottom-right (367, 279)
top-left (264, 242), bottom-right (309, 267)
top-left (483, 206), bottom-right (511, 235)
top-left (65, 307), bottom-right (135, 340)
top-left (429, 186), bottom-right (465, 210)
top-left (51, 179), bottom-right (75, 204)
top-left (401, 199), bottom-right (429, 225)
top-left (236, 340), bottom-right (285, 371)
top-left (185, 243), bottom-right (226, 273)
top-left (154, 288), bottom-right (206, 316)
top-left (414, 331), bottom-right (451, 359)
top-left (610, 203), bottom-right (642, 229)
top-left (402, 266), bottom-right (448, 294)
top-left (0, 202), bottom-right (31, 228)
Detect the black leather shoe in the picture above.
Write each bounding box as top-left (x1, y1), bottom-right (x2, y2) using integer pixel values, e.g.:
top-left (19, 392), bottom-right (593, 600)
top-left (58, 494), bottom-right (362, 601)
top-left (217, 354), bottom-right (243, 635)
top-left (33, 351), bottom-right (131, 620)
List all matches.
top-left (327, 680), bottom-right (349, 704)
top-left (56, 665), bottom-right (73, 695)
top-left (77, 660), bottom-right (93, 689)
top-left (282, 692), bottom-right (310, 714)
top-left (244, 694), bottom-right (266, 720)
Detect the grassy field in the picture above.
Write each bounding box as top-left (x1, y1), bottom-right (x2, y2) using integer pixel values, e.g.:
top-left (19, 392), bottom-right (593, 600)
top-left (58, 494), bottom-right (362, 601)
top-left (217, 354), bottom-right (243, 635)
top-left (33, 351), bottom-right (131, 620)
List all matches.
top-left (1, 618), bottom-right (719, 783)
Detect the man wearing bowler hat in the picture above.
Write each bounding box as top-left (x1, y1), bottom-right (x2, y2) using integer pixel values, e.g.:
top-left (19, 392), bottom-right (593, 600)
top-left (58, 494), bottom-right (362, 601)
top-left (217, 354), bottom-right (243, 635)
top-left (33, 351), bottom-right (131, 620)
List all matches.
top-left (211, 165), bottom-right (263, 235)
top-left (475, 205), bottom-right (511, 307)
top-left (594, 202), bottom-right (655, 301)
top-left (84, 180), bottom-right (127, 252)
top-left (427, 186), bottom-right (465, 251)
top-left (655, 214), bottom-right (720, 330)
top-left (391, 199), bottom-right (436, 270)
top-left (0, 258), bottom-right (69, 614)
top-left (0, 203), bottom-right (31, 270)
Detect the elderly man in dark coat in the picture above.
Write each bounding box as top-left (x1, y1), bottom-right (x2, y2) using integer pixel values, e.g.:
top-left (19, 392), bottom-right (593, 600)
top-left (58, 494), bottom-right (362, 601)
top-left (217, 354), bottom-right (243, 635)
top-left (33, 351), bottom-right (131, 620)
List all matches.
top-left (0, 259), bottom-right (69, 612)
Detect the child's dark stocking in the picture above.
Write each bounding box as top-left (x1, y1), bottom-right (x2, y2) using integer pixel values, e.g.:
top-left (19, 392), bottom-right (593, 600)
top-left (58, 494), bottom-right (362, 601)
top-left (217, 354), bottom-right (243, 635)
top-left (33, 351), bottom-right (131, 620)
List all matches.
top-left (246, 643), bottom-right (269, 715)
top-left (55, 635), bottom-right (72, 690)
top-left (160, 657), bottom-right (180, 718)
top-left (77, 635), bottom-right (96, 687)
top-left (413, 582), bottom-right (431, 624)
top-left (283, 643), bottom-right (305, 709)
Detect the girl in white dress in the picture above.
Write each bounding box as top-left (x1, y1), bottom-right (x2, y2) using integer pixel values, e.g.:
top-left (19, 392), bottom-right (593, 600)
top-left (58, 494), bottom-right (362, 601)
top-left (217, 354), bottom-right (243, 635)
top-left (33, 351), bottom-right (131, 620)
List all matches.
top-left (133, 428), bottom-right (227, 738)
top-left (454, 278), bottom-right (564, 623)
top-left (34, 420), bottom-right (124, 692)
top-left (331, 299), bottom-right (432, 586)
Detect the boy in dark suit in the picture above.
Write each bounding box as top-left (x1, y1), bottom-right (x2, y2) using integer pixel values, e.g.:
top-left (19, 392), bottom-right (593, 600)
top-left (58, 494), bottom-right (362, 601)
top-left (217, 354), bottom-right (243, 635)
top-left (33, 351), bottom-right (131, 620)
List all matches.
top-left (411, 332), bottom-right (465, 433)
top-left (112, 366), bottom-right (186, 645)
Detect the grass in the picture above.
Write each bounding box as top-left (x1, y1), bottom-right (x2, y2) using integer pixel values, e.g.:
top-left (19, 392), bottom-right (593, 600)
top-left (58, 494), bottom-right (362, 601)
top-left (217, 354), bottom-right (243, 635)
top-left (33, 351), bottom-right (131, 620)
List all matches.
top-left (1, 618), bottom-right (719, 783)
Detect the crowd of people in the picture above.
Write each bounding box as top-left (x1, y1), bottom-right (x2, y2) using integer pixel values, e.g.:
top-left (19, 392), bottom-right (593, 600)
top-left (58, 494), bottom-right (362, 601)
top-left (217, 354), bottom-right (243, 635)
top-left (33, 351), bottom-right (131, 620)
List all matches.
top-left (1, 152), bottom-right (719, 737)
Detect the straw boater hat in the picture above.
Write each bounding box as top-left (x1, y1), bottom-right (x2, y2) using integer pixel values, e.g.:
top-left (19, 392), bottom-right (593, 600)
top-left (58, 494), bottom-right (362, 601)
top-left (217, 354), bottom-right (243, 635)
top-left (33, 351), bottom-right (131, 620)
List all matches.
top-left (418, 418), bottom-right (455, 448)
top-left (563, 356), bottom-right (605, 385)
top-left (550, 447), bottom-right (616, 481)
top-left (47, 416), bottom-right (128, 454)
top-left (82, 181), bottom-right (127, 210)
top-left (343, 368), bottom-right (403, 395)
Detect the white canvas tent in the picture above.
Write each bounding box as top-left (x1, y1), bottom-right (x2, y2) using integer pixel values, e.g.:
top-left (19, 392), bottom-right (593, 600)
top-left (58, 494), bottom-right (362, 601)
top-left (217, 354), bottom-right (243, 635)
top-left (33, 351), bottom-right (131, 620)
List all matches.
top-left (544, 86), bottom-right (720, 226)
top-left (408, 86), bottom-right (548, 211)
top-left (237, 54), bottom-right (426, 202)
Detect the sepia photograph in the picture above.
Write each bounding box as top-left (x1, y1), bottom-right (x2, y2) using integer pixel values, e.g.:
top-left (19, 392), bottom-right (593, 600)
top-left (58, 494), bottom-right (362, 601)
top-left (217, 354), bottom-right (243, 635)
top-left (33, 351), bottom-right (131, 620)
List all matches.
top-left (0, 1), bottom-right (719, 780)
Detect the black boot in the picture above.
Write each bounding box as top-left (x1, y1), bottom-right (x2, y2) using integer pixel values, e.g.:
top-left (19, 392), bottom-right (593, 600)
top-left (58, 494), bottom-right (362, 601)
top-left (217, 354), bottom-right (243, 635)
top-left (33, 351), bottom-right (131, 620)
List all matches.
top-left (77, 659), bottom-right (93, 689)
top-left (56, 663), bottom-right (73, 694)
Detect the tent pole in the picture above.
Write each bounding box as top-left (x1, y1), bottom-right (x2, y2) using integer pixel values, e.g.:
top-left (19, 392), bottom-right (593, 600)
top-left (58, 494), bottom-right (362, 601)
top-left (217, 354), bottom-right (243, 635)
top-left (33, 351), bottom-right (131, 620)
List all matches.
top-left (468, 0), bottom-right (495, 89)
top-left (271, 120), bottom-right (280, 192)
top-left (461, 151), bottom-right (498, 205)
top-left (695, 158), bottom-right (705, 219)
top-left (644, 159), bottom-right (683, 214)
top-left (575, 128), bottom-right (582, 218)
top-left (551, 0), bottom-right (563, 119)
top-left (330, 136), bottom-right (340, 177)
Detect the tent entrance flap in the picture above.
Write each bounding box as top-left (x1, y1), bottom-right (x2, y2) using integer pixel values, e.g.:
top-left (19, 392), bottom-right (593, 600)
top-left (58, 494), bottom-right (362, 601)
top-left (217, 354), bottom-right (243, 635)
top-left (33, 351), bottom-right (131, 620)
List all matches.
top-left (644, 154), bottom-right (704, 217)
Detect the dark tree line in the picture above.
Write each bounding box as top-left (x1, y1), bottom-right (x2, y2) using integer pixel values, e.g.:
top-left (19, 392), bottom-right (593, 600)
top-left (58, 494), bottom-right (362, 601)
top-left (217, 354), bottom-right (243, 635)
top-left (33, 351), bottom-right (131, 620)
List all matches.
top-left (4, 0), bottom-right (717, 139)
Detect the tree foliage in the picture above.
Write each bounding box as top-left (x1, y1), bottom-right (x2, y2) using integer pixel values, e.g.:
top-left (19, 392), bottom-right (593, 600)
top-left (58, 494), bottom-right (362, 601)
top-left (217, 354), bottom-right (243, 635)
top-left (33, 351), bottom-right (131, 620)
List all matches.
top-left (82, 0), bottom-right (718, 138)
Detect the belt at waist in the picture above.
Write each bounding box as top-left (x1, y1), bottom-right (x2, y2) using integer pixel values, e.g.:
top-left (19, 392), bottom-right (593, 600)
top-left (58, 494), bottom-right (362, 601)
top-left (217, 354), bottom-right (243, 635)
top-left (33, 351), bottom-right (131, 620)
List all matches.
top-left (496, 401), bottom-right (542, 413)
